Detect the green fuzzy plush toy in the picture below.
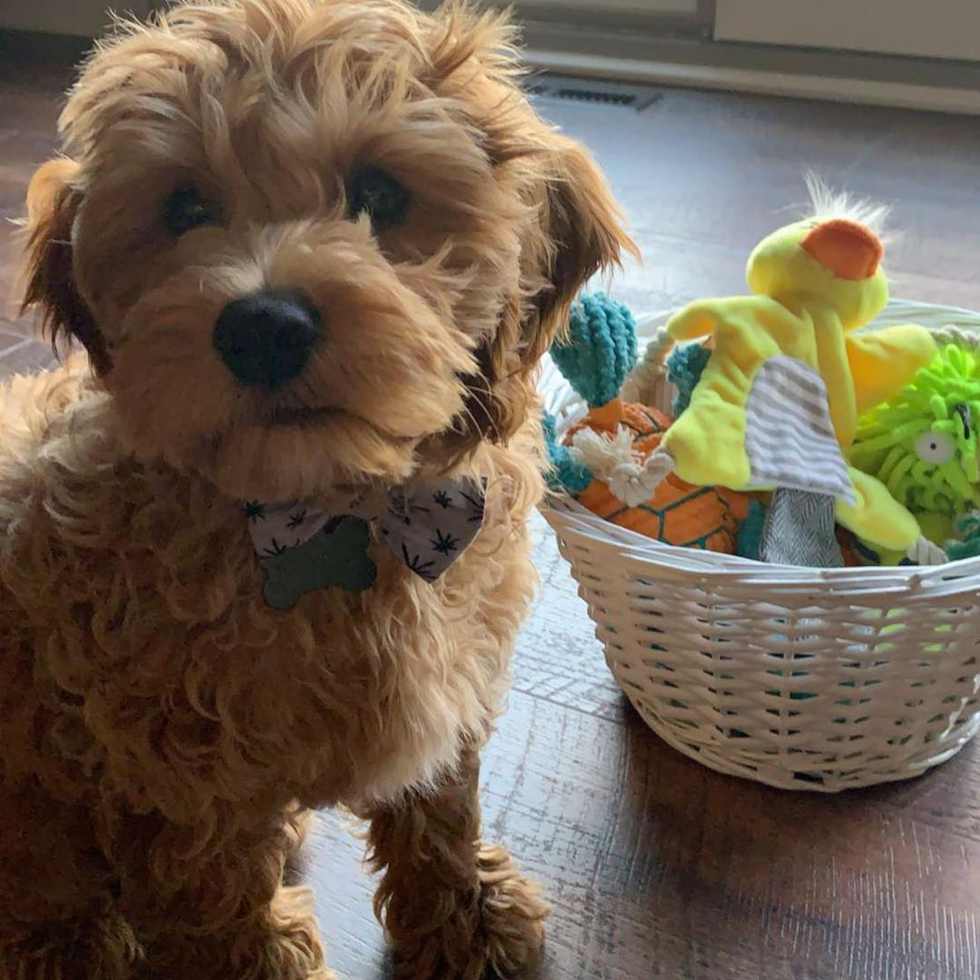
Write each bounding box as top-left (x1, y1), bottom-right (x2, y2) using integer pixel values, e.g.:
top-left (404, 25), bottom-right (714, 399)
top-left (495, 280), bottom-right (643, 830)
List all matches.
top-left (850, 342), bottom-right (980, 546)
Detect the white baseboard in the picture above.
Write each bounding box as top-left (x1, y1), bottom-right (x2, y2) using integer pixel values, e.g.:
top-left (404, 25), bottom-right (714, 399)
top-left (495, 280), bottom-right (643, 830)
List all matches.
top-left (520, 21), bottom-right (980, 116)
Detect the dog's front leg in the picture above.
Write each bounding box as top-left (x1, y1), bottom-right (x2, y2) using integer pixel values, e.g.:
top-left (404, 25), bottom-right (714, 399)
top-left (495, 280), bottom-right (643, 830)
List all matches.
top-left (106, 805), bottom-right (332, 980)
top-left (361, 744), bottom-right (549, 979)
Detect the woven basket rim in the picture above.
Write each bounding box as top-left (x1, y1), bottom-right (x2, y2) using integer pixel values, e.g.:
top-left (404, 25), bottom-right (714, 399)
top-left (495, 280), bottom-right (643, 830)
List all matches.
top-left (540, 297), bottom-right (980, 583)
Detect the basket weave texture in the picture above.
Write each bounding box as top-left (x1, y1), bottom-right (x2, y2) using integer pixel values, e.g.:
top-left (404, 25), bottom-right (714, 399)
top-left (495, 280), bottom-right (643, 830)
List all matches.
top-left (540, 300), bottom-right (980, 791)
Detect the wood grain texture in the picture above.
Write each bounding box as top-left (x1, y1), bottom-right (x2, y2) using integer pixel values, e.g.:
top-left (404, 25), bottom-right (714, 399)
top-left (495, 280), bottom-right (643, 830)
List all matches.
top-left (1, 29), bottom-right (978, 980)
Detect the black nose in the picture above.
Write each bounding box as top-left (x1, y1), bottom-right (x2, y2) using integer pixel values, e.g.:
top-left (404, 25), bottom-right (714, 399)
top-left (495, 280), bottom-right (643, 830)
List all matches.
top-left (213, 289), bottom-right (321, 389)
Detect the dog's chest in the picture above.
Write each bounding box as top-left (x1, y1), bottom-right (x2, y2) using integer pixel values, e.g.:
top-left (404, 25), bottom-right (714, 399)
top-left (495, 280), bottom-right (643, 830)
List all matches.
top-left (4, 435), bottom-right (528, 808)
top-left (262, 557), bottom-right (500, 803)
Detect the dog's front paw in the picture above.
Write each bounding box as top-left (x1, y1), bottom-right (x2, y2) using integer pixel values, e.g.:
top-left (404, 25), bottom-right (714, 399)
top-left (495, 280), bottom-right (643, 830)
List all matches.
top-left (260, 885), bottom-right (331, 980)
top-left (146, 886), bottom-right (329, 980)
top-left (475, 844), bottom-right (549, 978)
top-left (0, 912), bottom-right (143, 980)
top-left (391, 844), bottom-right (549, 980)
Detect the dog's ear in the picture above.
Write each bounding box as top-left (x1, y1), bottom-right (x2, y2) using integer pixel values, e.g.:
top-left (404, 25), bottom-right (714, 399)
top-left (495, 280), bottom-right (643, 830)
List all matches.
top-left (530, 135), bottom-right (635, 362)
top-left (460, 137), bottom-right (635, 448)
top-left (20, 158), bottom-right (111, 375)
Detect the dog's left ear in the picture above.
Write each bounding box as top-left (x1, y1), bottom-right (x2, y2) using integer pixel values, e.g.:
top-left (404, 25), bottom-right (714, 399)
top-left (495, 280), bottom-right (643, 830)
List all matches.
top-left (532, 135), bottom-right (636, 359)
top-left (20, 158), bottom-right (111, 375)
top-left (426, 2), bottom-right (633, 450)
top-left (463, 136), bottom-right (635, 446)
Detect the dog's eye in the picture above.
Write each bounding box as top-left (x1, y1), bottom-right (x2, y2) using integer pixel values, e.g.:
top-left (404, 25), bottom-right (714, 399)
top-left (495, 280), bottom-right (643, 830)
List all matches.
top-left (164, 186), bottom-right (220, 236)
top-left (349, 167), bottom-right (410, 226)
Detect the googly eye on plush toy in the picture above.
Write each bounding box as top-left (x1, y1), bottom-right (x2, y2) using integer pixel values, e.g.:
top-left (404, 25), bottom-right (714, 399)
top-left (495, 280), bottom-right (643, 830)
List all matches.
top-left (915, 428), bottom-right (957, 465)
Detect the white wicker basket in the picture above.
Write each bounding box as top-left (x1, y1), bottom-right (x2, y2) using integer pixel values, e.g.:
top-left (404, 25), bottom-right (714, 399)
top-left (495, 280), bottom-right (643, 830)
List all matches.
top-left (540, 299), bottom-right (980, 792)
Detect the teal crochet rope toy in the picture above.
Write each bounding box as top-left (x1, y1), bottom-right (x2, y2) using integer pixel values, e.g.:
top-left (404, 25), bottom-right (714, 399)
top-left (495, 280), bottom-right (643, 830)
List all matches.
top-left (543, 292), bottom-right (636, 494)
top-left (550, 292), bottom-right (638, 408)
top-left (667, 341), bottom-right (712, 417)
top-left (542, 413), bottom-right (591, 494)
top-left (735, 499), bottom-right (767, 561)
top-left (544, 293), bottom-right (637, 496)
top-left (948, 511), bottom-right (980, 561)
top-left (851, 342), bottom-right (980, 523)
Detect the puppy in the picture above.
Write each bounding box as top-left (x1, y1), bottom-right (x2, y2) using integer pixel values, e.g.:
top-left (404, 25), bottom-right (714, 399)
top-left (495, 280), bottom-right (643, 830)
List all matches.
top-left (0, 1), bottom-right (631, 977)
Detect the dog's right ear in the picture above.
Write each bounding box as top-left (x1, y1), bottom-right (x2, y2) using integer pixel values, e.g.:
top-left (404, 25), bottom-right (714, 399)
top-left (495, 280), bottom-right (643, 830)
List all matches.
top-left (21, 158), bottom-right (111, 375)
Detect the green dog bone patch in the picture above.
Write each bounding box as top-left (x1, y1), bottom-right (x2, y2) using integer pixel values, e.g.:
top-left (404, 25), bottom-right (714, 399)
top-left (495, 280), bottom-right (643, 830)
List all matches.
top-left (260, 516), bottom-right (377, 611)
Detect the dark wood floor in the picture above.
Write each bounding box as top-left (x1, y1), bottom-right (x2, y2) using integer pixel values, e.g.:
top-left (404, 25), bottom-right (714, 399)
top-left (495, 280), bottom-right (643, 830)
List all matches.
top-left (2, 32), bottom-right (979, 980)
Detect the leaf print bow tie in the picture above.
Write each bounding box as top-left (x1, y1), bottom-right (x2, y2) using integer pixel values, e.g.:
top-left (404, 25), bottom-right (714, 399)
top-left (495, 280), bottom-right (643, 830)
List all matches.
top-left (245, 478), bottom-right (486, 610)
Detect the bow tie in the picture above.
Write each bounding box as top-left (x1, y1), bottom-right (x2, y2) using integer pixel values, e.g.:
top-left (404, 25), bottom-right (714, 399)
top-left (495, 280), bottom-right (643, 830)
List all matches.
top-left (245, 478), bottom-right (486, 610)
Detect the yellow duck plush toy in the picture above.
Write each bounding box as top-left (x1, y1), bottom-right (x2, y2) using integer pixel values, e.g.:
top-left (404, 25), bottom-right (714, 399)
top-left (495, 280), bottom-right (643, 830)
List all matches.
top-left (654, 213), bottom-right (936, 553)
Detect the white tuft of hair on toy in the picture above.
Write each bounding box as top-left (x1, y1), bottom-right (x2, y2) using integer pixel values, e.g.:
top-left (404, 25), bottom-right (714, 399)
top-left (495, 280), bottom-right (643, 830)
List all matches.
top-left (802, 171), bottom-right (898, 249)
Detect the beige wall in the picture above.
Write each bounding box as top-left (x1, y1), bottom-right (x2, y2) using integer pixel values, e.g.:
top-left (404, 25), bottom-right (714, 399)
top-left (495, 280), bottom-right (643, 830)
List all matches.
top-left (715, 0), bottom-right (980, 62)
top-left (416, 0), bottom-right (703, 24)
top-left (0, 0), bottom-right (154, 37)
top-left (518, 0), bottom-right (698, 13)
top-left (2, 0), bottom-right (699, 35)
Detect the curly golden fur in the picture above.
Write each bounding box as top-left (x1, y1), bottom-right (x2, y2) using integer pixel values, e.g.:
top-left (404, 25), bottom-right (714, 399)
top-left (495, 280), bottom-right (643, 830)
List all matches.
top-left (0, 1), bottom-right (632, 976)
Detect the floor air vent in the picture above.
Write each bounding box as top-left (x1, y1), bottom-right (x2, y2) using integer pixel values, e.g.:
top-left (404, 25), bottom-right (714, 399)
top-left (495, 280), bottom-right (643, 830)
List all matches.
top-left (526, 75), bottom-right (662, 112)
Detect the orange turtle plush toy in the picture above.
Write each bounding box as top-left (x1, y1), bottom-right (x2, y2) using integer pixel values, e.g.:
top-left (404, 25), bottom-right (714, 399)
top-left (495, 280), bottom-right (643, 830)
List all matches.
top-left (546, 295), bottom-right (750, 552)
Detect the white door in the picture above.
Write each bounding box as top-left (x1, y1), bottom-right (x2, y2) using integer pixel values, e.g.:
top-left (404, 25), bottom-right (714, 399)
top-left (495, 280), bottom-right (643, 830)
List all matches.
top-left (715, 0), bottom-right (980, 62)
top-left (0, 0), bottom-right (154, 36)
